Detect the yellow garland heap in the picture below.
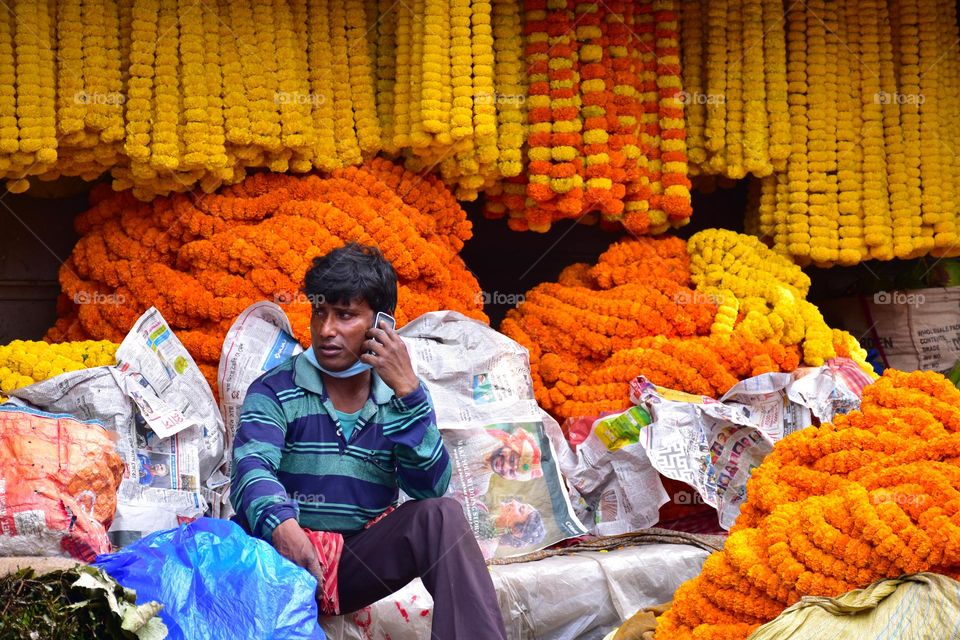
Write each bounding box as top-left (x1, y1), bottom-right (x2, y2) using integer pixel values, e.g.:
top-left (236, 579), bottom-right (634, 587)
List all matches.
top-left (682, 0), bottom-right (960, 265)
top-left (0, 0), bottom-right (525, 202)
top-left (687, 229), bottom-right (870, 369)
top-left (0, 339), bottom-right (118, 397)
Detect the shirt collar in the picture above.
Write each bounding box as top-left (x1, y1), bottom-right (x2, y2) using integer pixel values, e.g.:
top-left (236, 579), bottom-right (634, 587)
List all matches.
top-left (292, 352), bottom-right (395, 405)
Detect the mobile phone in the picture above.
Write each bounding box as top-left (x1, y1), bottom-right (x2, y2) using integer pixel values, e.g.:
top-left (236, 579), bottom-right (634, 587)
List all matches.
top-left (368, 312), bottom-right (396, 354)
top-left (372, 312), bottom-right (396, 332)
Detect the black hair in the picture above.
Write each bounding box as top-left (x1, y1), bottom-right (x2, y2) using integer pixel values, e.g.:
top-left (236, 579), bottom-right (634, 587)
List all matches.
top-left (303, 243), bottom-right (397, 315)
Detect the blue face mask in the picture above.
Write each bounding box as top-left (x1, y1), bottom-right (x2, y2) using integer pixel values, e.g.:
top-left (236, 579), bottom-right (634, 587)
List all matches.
top-left (304, 345), bottom-right (372, 378)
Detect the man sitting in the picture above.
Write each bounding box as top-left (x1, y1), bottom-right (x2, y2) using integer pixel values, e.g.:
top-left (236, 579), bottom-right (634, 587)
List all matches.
top-left (231, 243), bottom-right (507, 639)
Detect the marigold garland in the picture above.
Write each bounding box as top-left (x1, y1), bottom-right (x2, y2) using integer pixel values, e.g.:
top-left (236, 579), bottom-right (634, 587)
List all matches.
top-left (0, 340), bottom-right (118, 398)
top-left (500, 233), bottom-right (871, 424)
top-left (680, 0), bottom-right (960, 265)
top-left (687, 229), bottom-right (872, 369)
top-left (654, 370), bottom-right (960, 640)
top-left (47, 160), bottom-right (487, 391)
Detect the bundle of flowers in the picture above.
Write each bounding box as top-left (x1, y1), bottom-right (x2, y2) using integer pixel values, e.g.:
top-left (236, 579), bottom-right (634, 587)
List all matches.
top-left (485, 0), bottom-right (692, 235)
top-left (45, 159), bottom-right (486, 389)
top-left (0, 0), bottom-right (524, 203)
top-left (678, 0), bottom-right (790, 180)
top-left (687, 229), bottom-right (870, 369)
top-left (654, 369), bottom-right (960, 639)
top-left (681, 0), bottom-right (960, 265)
top-left (500, 232), bottom-right (867, 423)
top-left (0, 339), bottom-right (117, 395)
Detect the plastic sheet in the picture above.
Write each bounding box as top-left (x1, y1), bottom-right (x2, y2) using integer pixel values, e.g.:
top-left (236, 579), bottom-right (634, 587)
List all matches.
top-left (320, 543), bottom-right (708, 640)
top-left (93, 518), bottom-right (325, 640)
top-left (0, 405), bottom-right (124, 559)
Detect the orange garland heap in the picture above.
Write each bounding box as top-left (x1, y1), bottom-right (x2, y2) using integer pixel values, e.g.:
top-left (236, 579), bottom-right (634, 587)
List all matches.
top-left (500, 236), bottom-right (805, 423)
top-left (655, 369), bottom-right (960, 639)
top-left (46, 158), bottom-right (487, 389)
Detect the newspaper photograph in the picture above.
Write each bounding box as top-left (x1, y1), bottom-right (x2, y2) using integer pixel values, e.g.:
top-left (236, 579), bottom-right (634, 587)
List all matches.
top-left (400, 311), bottom-right (588, 558)
top-left (444, 420), bottom-right (587, 560)
top-left (114, 307), bottom-right (225, 484)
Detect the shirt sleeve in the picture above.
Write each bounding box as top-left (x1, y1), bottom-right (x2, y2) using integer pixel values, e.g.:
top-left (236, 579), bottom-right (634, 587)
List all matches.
top-left (229, 381), bottom-right (298, 542)
top-left (385, 381), bottom-right (452, 499)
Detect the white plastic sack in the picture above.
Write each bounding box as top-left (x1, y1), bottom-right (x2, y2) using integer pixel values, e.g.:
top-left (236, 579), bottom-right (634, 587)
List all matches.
top-left (320, 543), bottom-right (709, 640)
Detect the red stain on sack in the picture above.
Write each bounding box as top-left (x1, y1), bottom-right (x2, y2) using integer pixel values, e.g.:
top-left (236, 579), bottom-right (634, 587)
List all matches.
top-left (395, 602), bottom-right (410, 623)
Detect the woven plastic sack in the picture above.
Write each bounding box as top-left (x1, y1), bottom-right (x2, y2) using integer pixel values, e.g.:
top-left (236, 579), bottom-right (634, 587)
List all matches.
top-left (93, 518), bottom-right (325, 640)
top-left (0, 405), bottom-right (124, 560)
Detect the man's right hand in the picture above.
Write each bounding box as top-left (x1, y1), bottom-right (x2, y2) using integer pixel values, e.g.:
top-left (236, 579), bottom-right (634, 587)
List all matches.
top-left (271, 518), bottom-right (324, 582)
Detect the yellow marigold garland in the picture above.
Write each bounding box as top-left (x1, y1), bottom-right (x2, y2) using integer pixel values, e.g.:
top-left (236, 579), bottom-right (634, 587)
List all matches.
top-left (0, 340), bottom-right (118, 396)
top-left (687, 229), bottom-right (872, 370)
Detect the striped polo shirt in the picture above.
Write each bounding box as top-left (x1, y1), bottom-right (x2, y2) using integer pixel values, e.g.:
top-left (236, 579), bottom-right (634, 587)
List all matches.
top-left (230, 352), bottom-right (452, 541)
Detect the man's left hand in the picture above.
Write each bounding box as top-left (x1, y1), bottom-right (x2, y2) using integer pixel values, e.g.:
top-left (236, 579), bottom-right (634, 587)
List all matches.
top-left (360, 320), bottom-right (420, 398)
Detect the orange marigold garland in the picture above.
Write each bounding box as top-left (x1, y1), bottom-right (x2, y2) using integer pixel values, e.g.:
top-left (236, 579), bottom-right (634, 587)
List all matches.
top-left (504, 233), bottom-right (874, 424)
top-left (655, 370), bottom-right (960, 640)
top-left (48, 160), bottom-right (487, 391)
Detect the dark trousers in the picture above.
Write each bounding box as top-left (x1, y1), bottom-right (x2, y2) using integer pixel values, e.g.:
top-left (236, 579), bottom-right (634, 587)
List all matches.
top-left (337, 497), bottom-right (508, 640)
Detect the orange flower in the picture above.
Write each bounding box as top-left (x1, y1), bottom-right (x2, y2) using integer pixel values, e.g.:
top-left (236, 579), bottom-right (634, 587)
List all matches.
top-left (48, 159), bottom-right (488, 391)
top-left (656, 370), bottom-right (960, 640)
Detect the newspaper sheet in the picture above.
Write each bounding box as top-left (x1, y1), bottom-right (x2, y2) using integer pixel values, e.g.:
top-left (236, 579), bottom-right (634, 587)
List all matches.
top-left (114, 307), bottom-right (225, 484)
top-left (400, 311), bottom-right (588, 559)
top-left (630, 358), bottom-right (870, 529)
top-left (7, 309), bottom-right (219, 546)
top-left (218, 301), bottom-right (304, 455)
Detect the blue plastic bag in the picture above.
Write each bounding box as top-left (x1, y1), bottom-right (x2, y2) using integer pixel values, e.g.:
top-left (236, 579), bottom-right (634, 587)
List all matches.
top-left (93, 518), bottom-right (324, 640)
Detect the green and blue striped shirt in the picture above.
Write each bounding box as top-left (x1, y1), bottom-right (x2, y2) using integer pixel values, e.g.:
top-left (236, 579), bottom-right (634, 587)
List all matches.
top-left (230, 352), bottom-right (452, 541)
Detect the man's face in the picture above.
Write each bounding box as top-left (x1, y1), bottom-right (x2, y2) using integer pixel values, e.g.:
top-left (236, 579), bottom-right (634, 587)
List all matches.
top-left (310, 298), bottom-right (375, 371)
top-left (490, 447), bottom-right (520, 479)
top-left (495, 499), bottom-right (532, 530)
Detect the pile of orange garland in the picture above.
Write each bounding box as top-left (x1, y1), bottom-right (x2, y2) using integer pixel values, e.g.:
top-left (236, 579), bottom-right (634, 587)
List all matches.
top-left (654, 369), bottom-right (960, 639)
top-left (501, 231), bottom-right (870, 424)
top-left (46, 159), bottom-right (486, 387)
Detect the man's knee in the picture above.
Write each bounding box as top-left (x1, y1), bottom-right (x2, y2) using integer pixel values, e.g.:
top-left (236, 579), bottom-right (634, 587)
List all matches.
top-left (414, 497), bottom-right (469, 531)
